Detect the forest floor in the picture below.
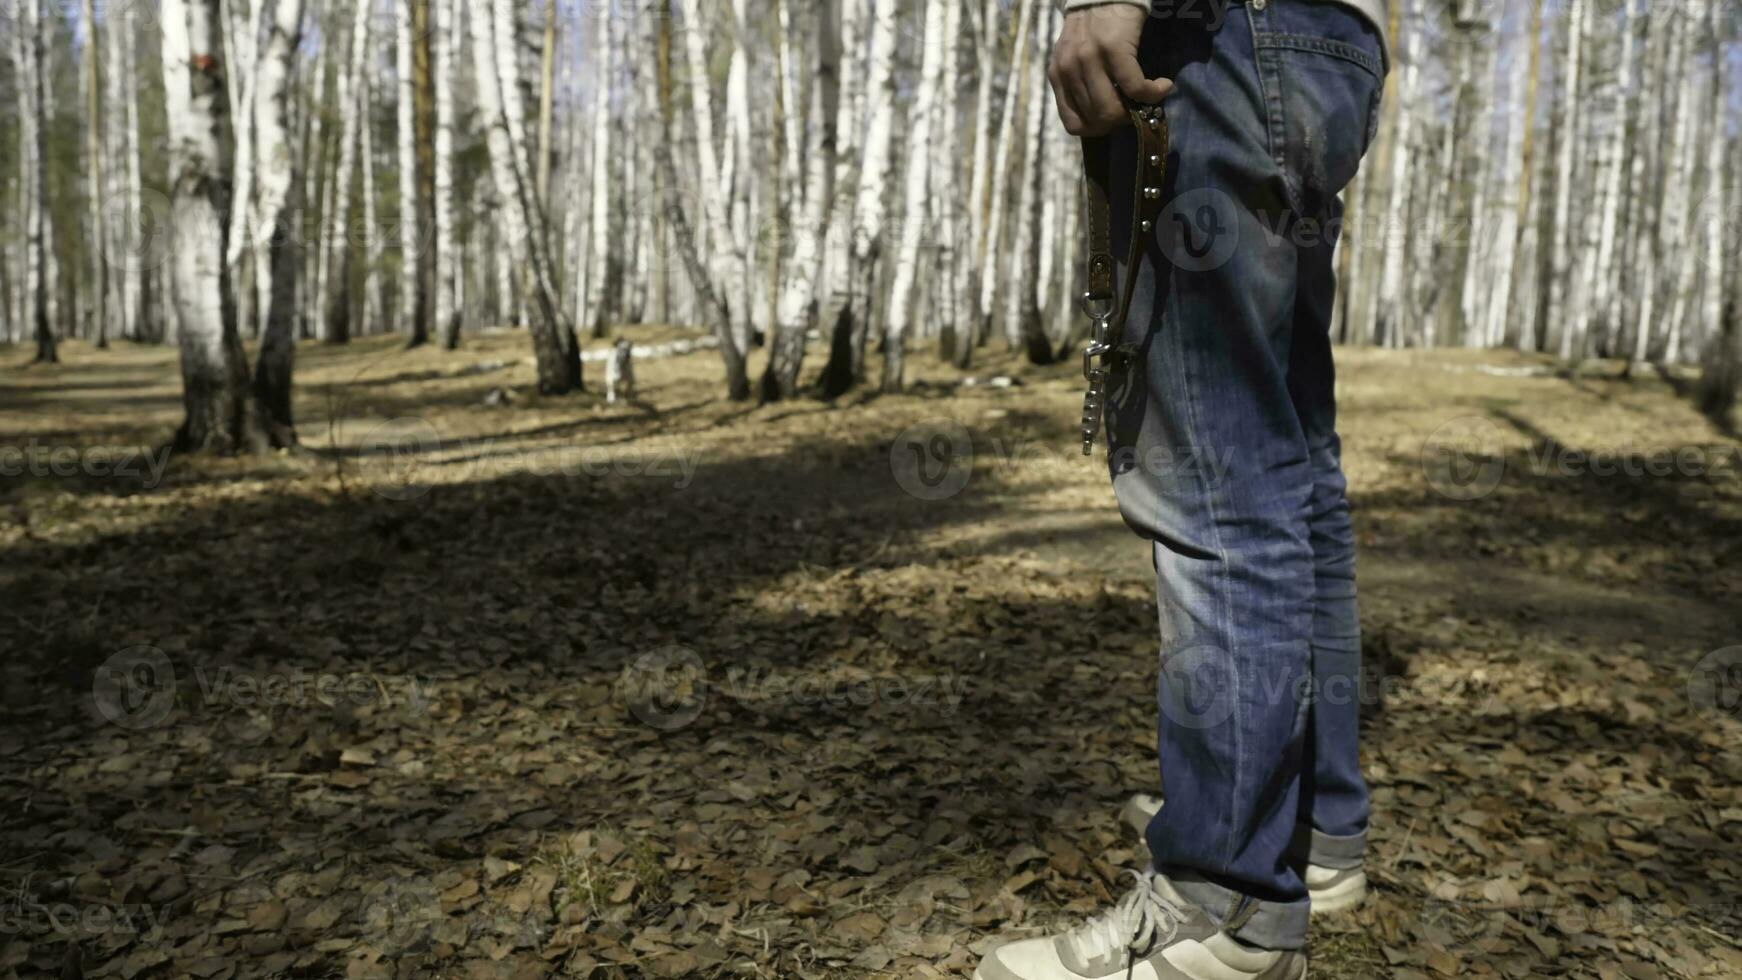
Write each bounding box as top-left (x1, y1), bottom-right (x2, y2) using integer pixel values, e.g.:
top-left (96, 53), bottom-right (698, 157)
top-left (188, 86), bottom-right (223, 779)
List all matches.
top-left (1, 330), bottom-right (1740, 980)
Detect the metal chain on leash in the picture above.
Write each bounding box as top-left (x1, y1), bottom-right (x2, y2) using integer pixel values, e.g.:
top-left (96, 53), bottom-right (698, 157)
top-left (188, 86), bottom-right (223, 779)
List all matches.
top-left (1079, 102), bottom-right (1169, 456)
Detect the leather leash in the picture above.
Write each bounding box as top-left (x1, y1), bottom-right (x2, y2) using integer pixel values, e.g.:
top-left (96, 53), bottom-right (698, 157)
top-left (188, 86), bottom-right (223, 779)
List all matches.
top-left (1079, 101), bottom-right (1168, 456)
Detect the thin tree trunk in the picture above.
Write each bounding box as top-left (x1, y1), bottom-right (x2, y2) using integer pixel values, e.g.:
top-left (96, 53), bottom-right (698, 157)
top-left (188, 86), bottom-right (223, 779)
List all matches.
top-left (251, 0), bottom-right (307, 446)
top-left (323, 0), bottom-right (370, 344)
top-left (25, 0), bottom-right (56, 363)
top-left (435, 0), bottom-right (462, 348)
top-left (765, 0), bottom-right (839, 401)
top-left (882, 0), bottom-right (947, 391)
top-left (472, 0), bottom-right (582, 393)
top-left (397, 0), bottom-right (425, 345)
top-left (1548, 0), bottom-right (1585, 357)
top-left (82, 0), bottom-right (111, 348)
top-left (584, 5), bottom-right (614, 337)
top-left (647, 0), bottom-right (749, 398)
top-left (162, 0), bottom-right (264, 452)
top-left (977, 0), bottom-right (1034, 354)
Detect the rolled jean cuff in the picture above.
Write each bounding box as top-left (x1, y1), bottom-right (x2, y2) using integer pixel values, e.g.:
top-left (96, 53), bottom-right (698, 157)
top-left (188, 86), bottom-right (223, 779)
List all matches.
top-left (1165, 869), bottom-right (1309, 950)
top-left (1289, 824), bottom-right (1366, 870)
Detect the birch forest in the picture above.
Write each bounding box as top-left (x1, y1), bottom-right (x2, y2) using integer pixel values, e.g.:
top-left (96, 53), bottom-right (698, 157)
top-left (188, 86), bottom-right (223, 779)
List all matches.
top-left (7, 3), bottom-right (1742, 977)
top-left (4, 0), bottom-right (1741, 441)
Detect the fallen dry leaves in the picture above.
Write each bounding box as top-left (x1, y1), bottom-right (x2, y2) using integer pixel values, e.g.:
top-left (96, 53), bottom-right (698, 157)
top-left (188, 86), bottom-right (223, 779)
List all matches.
top-left (0, 335), bottom-right (1738, 978)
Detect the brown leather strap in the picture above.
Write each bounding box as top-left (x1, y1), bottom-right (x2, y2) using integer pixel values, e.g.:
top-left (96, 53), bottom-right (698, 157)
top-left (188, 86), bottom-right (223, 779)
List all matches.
top-left (1079, 101), bottom-right (1169, 456)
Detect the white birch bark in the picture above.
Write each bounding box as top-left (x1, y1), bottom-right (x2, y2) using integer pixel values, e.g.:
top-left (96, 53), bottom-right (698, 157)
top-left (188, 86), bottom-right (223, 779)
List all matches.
top-left (768, 0), bottom-right (840, 399)
top-left (1590, 0), bottom-right (1636, 354)
top-left (396, 0), bottom-right (421, 341)
top-left (25, 0), bottom-right (56, 361)
top-left (1478, 2), bottom-right (1534, 350)
top-left (965, 0), bottom-right (1002, 359)
top-left (472, 0), bottom-right (581, 392)
top-left (361, 71), bottom-right (382, 334)
top-left (814, 0), bottom-right (870, 393)
top-left (14, 0), bottom-right (49, 360)
top-left (881, 0), bottom-right (947, 390)
top-left (162, 0), bottom-right (261, 450)
top-left (1637, 9), bottom-right (1692, 363)
top-left (1548, 0), bottom-right (1585, 357)
top-left (81, 0), bottom-right (111, 347)
top-left (726, 0), bottom-right (756, 347)
top-left (1696, 0), bottom-right (1725, 357)
top-left (978, 0), bottom-right (1035, 347)
top-left (323, 0), bottom-right (370, 342)
top-left (435, 0), bottom-right (461, 347)
top-left (1008, 4), bottom-right (1050, 355)
top-left (584, 6), bottom-right (613, 336)
top-left (251, 0), bottom-right (306, 445)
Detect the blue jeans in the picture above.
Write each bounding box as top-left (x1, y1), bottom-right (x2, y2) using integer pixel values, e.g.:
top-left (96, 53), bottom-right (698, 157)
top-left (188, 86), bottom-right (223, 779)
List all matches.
top-left (1100, 0), bottom-right (1383, 951)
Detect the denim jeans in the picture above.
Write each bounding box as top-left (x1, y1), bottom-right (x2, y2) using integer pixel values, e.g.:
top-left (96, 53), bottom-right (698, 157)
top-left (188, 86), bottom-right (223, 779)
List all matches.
top-left (1099, 0), bottom-right (1383, 951)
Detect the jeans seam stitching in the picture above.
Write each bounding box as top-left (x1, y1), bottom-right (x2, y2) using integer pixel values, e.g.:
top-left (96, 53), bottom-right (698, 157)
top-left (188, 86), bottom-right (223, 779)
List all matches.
top-left (1247, 7), bottom-right (1304, 215)
top-left (1253, 32), bottom-right (1382, 77)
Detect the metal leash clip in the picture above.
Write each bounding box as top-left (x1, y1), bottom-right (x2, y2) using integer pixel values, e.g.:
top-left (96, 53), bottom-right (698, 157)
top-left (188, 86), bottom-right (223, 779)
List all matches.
top-left (1076, 102), bottom-right (1168, 457)
top-left (1080, 296), bottom-right (1116, 455)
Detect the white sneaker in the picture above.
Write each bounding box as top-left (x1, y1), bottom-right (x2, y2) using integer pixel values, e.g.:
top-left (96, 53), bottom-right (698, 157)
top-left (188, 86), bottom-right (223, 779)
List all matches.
top-left (973, 870), bottom-right (1307, 980)
top-left (1121, 794), bottom-right (1367, 916)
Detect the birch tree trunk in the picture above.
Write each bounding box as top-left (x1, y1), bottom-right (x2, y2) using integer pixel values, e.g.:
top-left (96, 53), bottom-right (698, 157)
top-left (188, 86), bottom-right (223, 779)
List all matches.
top-left (472, 0), bottom-right (583, 393)
top-left (765, 0), bottom-right (840, 400)
top-left (647, 0), bottom-right (749, 398)
top-left (323, 0), bottom-right (370, 344)
top-left (16, 0), bottom-right (51, 361)
top-left (977, 0), bottom-right (1035, 354)
top-left (251, 0), bottom-right (306, 446)
top-left (584, 6), bottom-right (614, 337)
top-left (1590, 0), bottom-right (1636, 355)
top-left (1548, 0), bottom-right (1585, 357)
top-left (82, 0), bottom-right (112, 348)
top-left (411, 0), bottom-right (436, 349)
top-left (881, 0), bottom-right (947, 391)
top-left (162, 0), bottom-right (264, 452)
top-left (963, 0), bottom-right (1003, 365)
top-left (814, 0), bottom-right (870, 394)
top-left (1011, 4), bottom-right (1052, 360)
top-left (435, 0), bottom-right (462, 348)
top-left (24, 0), bottom-right (56, 363)
top-left (934, 0), bottom-right (965, 364)
top-left (725, 0), bottom-right (756, 349)
top-left (1695, 0), bottom-right (1725, 362)
top-left (397, 0), bottom-right (425, 345)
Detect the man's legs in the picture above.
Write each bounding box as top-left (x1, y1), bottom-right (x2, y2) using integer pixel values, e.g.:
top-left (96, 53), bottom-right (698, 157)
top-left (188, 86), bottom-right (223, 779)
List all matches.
top-left (1102, 0), bottom-right (1383, 952)
top-left (1290, 222), bottom-right (1371, 878)
top-left (973, 3), bottom-right (1383, 976)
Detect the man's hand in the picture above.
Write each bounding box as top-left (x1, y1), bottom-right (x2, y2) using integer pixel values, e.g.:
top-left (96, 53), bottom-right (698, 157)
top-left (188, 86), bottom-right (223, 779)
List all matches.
top-left (1048, 4), bottom-right (1173, 137)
